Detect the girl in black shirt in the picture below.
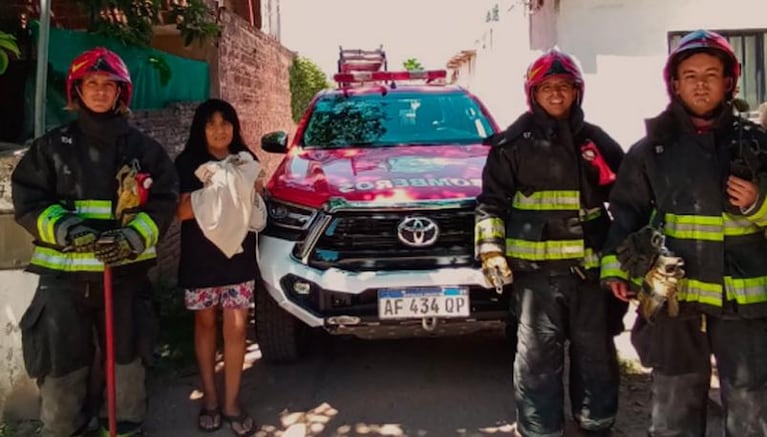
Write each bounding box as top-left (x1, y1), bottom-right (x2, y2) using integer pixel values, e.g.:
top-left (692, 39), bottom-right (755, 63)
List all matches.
top-left (175, 99), bottom-right (260, 436)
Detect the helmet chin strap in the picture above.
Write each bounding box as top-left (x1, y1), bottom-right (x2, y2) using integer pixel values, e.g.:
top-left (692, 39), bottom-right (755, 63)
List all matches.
top-left (112, 85), bottom-right (122, 111)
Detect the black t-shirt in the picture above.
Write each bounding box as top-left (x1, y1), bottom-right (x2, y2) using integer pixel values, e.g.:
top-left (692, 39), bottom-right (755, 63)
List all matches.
top-left (174, 150), bottom-right (258, 289)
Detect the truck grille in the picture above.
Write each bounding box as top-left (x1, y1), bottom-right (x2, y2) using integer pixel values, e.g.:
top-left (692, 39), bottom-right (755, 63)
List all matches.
top-left (306, 207), bottom-right (477, 271)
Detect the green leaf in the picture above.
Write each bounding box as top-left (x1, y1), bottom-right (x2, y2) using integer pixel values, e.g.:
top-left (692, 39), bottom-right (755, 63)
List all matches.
top-left (0, 33), bottom-right (21, 58)
top-left (148, 55), bottom-right (172, 86)
top-left (0, 50), bottom-right (8, 76)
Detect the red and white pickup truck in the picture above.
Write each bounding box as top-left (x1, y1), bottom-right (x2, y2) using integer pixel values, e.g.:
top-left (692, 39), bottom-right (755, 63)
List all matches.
top-left (255, 48), bottom-right (512, 362)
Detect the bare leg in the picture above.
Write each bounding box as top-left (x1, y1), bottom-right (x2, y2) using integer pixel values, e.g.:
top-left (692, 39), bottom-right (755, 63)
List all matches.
top-left (221, 307), bottom-right (248, 416)
top-left (194, 308), bottom-right (219, 410)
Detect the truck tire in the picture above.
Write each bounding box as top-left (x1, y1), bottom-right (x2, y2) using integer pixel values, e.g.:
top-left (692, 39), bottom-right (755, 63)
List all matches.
top-left (255, 284), bottom-right (305, 364)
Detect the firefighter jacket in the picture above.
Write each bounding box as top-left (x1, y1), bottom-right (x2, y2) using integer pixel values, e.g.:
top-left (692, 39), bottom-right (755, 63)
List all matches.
top-left (475, 106), bottom-right (624, 272)
top-left (11, 111), bottom-right (179, 280)
top-left (600, 102), bottom-right (767, 318)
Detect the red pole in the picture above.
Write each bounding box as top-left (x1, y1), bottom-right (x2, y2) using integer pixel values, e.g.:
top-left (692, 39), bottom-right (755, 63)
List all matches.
top-left (103, 266), bottom-right (117, 437)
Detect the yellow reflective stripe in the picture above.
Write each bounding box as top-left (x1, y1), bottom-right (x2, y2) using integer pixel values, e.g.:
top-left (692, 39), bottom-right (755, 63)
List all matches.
top-left (664, 213), bottom-right (723, 241)
top-left (600, 254), bottom-right (629, 280)
top-left (581, 208), bottom-right (602, 222)
top-left (36, 204), bottom-right (68, 244)
top-left (744, 196), bottom-right (767, 227)
top-left (725, 276), bottom-right (767, 304)
top-left (475, 217), bottom-right (505, 243)
top-left (724, 213), bottom-right (763, 236)
top-left (677, 279), bottom-right (722, 307)
top-left (582, 248), bottom-right (600, 269)
top-left (512, 190), bottom-right (580, 211)
top-left (506, 238), bottom-right (584, 260)
top-left (73, 200), bottom-right (113, 219)
top-left (128, 212), bottom-right (159, 248)
top-left (30, 246), bottom-right (157, 272)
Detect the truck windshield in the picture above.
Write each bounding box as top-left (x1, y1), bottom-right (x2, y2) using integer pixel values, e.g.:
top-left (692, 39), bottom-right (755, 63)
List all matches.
top-left (302, 91), bottom-right (494, 148)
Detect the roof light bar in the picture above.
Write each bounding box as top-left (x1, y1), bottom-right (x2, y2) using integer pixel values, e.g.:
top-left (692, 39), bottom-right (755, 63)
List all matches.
top-left (333, 70), bottom-right (447, 85)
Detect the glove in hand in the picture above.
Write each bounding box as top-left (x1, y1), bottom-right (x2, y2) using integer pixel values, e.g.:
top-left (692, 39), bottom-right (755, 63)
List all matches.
top-left (616, 227), bottom-right (663, 277)
top-left (66, 225), bottom-right (99, 253)
top-left (94, 228), bottom-right (145, 266)
top-left (639, 253), bottom-right (685, 321)
top-left (480, 251), bottom-right (513, 293)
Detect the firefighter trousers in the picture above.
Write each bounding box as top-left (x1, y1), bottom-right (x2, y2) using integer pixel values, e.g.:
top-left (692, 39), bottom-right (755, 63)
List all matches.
top-left (19, 275), bottom-right (150, 437)
top-left (513, 271), bottom-right (619, 437)
top-left (631, 313), bottom-right (767, 436)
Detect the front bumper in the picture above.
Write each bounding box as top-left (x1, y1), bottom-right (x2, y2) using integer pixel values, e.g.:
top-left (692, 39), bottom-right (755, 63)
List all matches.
top-left (257, 235), bottom-right (508, 333)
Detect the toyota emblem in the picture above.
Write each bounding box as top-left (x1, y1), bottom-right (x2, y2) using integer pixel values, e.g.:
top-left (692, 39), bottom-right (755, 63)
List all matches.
top-left (397, 216), bottom-right (439, 247)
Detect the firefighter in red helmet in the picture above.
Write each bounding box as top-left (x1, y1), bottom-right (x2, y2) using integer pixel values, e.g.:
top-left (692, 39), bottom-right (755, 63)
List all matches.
top-left (601, 29), bottom-right (767, 435)
top-left (475, 49), bottom-right (625, 436)
top-left (12, 47), bottom-right (178, 436)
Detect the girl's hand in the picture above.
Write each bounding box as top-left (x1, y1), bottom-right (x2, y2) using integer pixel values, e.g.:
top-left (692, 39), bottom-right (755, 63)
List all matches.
top-left (254, 170), bottom-right (267, 194)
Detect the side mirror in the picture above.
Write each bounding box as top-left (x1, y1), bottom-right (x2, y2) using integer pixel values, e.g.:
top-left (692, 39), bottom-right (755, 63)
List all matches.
top-left (261, 131), bottom-right (289, 154)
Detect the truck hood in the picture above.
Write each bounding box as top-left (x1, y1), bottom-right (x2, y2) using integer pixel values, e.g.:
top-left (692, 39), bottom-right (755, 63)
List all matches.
top-left (267, 144), bottom-right (490, 208)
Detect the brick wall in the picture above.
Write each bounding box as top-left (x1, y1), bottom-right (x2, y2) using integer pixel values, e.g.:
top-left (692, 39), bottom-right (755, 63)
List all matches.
top-left (217, 9), bottom-right (296, 178)
top-left (130, 103), bottom-right (198, 287)
top-left (131, 102), bottom-right (197, 160)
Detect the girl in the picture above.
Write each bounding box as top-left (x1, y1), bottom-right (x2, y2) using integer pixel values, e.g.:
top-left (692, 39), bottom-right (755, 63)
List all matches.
top-left (175, 99), bottom-right (259, 436)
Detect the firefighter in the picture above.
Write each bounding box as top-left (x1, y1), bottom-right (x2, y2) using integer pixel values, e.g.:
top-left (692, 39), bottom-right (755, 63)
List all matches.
top-left (601, 29), bottom-right (767, 436)
top-left (11, 47), bottom-right (178, 436)
top-left (475, 49), bottom-right (624, 436)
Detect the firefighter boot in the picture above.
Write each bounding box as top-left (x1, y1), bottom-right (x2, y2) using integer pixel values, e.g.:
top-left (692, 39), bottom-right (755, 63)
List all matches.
top-left (39, 367), bottom-right (89, 437)
top-left (98, 358), bottom-right (146, 436)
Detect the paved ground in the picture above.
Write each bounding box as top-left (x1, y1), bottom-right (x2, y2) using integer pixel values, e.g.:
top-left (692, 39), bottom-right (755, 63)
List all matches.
top-left (6, 306), bottom-right (724, 437)
top-left (142, 308), bottom-right (722, 437)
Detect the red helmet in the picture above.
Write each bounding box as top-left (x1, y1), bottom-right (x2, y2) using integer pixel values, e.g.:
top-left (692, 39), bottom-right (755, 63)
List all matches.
top-left (524, 49), bottom-right (584, 108)
top-left (66, 47), bottom-right (132, 109)
top-left (663, 30), bottom-right (740, 99)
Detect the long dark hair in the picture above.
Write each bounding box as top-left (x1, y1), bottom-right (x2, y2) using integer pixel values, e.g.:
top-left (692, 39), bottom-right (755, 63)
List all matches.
top-left (179, 99), bottom-right (252, 160)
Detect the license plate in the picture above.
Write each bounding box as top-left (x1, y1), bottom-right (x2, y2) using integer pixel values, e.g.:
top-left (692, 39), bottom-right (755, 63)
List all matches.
top-left (378, 286), bottom-right (470, 320)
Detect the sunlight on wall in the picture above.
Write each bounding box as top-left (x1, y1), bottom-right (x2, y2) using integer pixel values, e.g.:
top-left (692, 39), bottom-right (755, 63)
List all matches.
top-left (582, 54), bottom-right (668, 149)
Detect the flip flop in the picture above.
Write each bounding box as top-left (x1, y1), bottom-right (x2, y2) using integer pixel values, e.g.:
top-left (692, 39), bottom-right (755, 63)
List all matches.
top-left (222, 411), bottom-right (257, 437)
top-left (198, 405), bottom-right (222, 432)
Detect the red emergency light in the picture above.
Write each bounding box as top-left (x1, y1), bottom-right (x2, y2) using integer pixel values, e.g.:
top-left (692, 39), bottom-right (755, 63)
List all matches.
top-left (334, 70), bottom-right (447, 85)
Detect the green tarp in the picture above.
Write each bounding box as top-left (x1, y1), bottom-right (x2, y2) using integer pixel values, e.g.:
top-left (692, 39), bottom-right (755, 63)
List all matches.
top-left (29, 21), bottom-right (210, 132)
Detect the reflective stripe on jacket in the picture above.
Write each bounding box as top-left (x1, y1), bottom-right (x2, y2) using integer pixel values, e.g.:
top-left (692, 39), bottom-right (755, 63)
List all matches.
top-left (11, 121), bottom-right (178, 279)
top-left (600, 102), bottom-right (767, 317)
top-left (475, 109), bottom-right (624, 272)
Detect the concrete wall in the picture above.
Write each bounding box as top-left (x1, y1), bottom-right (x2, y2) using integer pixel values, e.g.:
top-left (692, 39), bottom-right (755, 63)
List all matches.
top-left (0, 270), bottom-right (40, 420)
top-left (0, 147), bottom-right (38, 420)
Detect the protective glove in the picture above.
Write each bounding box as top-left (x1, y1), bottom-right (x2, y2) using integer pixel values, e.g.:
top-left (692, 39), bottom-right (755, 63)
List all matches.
top-left (480, 251), bottom-right (513, 294)
top-left (94, 228), bottom-right (145, 266)
top-left (616, 227), bottom-right (664, 278)
top-left (65, 225), bottom-right (99, 253)
top-left (638, 253), bottom-right (685, 322)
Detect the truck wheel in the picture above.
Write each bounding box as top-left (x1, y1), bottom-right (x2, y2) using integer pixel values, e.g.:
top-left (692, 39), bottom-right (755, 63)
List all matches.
top-left (255, 283), bottom-right (305, 364)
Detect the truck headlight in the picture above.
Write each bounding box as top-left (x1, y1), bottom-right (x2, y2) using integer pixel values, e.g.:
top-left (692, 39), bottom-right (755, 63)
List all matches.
top-left (267, 199), bottom-right (317, 230)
